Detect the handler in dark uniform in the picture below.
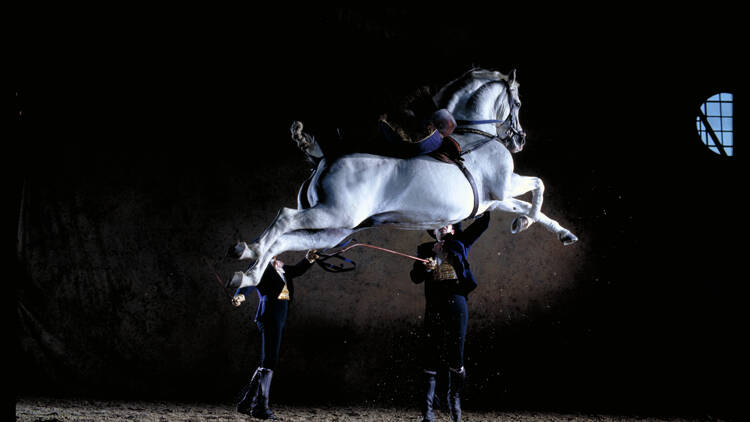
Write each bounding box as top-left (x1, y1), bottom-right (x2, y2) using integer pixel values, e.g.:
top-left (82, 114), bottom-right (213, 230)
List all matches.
top-left (410, 212), bottom-right (491, 422)
top-left (232, 250), bottom-right (319, 420)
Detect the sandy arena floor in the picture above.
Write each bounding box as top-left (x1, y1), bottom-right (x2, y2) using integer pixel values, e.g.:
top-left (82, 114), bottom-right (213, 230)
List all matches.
top-left (16, 397), bottom-right (714, 422)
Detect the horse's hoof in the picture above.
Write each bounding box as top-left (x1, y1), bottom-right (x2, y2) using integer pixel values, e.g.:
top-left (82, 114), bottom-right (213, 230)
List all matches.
top-left (229, 242), bottom-right (256, 260)
top-left (510, 216), bottom-right (532, 234)
top-left (559, 231), bottom-right (579, 246)
top-left (228, 242), bottom-right (244, 259)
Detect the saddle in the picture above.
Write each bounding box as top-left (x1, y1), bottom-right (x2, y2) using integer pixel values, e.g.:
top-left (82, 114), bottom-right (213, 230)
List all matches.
top-left (378, 120), bottom-right (462, 161)
top-left (378, 121), bottom-right (480, 219)
top-left (428, 135), bottom-right (462, 164)
top-left (378, 120), bottom-right (443, 157)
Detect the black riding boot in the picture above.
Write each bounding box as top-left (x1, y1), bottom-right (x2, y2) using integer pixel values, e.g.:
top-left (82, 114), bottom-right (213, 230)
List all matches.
top-left (237, 367), bottom-right (261, 415)
top-left (237, 367), bottom-right (278, 420)
top-left (255, 368), bottom-right (277, 419)
top-left (447, 367), bottom-right (466, 422)
top-left (420, 370), bottom-right (437, 422)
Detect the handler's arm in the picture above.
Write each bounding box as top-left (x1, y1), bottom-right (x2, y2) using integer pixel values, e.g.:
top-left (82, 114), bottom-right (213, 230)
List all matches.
top-left (235, 286), bottom-right (254, 297)
top-left (282, 258), bottom-right (316, 279)
top-left (232, 285), bottom-right (255, 306)
top-left (458, 212), bottom-right (491, 250)
top-left (282, 250), bottom-right (320, 278)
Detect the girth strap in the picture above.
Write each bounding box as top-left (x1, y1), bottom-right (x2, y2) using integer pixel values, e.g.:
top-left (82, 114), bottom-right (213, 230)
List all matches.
top-left (454, 159), bottom-right (479, 219)
top-left (430, 136), bottom-right (479, 219)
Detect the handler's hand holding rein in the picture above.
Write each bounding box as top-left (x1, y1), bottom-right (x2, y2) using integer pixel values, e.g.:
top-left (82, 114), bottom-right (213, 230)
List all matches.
top-left (305, 249), bottom-right (320, 263)
top-left (424, 257), bottom-right (438, 271)
top-left (232, 294), bottom-right (246, 307)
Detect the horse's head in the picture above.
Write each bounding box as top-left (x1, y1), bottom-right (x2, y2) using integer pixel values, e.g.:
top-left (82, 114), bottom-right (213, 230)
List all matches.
top-left (496, 70), bottom-right (526, 153)
top-left (437, 68), bottom-right (527, 153)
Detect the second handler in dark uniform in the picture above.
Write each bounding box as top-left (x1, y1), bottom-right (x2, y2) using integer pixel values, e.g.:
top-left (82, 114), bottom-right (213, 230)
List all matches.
top-left (232, 250), bottom-right (319, 420)
top-left (410, 212), bottom-right (491, 422)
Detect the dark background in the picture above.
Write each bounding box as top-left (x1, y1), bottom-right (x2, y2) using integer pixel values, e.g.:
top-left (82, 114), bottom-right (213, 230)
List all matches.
top-left (10, 8), bottom-right (746, 420)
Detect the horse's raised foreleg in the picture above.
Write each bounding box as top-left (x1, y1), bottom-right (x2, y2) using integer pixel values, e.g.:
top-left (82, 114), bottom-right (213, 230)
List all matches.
top-left (491, 198), bottom-right (578, 245)
top-left (502, 173), bottom-right (545, 234)
top-left (509, 174), bottom-right (544, 219)
top-left (229, 228), bottom-right (356, 291)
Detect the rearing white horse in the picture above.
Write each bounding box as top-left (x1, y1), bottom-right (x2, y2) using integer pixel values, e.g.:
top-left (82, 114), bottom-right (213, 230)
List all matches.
top-left (229, 69), bottom-right (577, 294)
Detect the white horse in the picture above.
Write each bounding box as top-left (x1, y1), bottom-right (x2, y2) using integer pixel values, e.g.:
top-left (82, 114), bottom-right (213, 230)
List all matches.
top-left (229, 69), bottom-right (577, 294)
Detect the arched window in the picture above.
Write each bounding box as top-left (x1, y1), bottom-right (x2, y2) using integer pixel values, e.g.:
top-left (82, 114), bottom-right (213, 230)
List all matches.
top-left (697, 93), bottom-right (734, 156)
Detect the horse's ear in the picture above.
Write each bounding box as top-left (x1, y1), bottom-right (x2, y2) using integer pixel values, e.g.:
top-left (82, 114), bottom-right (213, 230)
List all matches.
top-left (509, 69), bottom-right (517, 83)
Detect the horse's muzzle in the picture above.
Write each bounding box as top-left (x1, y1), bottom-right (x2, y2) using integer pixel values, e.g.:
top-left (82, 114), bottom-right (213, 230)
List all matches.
top-left (510, 134), bottom-right (526, 153)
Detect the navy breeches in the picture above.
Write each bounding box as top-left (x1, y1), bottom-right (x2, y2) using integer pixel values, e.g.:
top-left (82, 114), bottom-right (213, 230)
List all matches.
top-left (422, 293), bottom-right (468, 371)
top-left (255, 299), bottom-right (288, 370)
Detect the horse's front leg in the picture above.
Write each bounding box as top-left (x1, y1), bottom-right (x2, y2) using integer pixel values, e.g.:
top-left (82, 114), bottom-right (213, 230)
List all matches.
top-left (506, 173), bottom-right (545, 234)
top-left (490, 198), bottom-right (578, 245)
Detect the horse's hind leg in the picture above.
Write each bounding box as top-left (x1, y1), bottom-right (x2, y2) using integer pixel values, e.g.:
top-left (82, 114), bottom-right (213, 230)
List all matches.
top-left (229, 228), bottom-right (355, 291)
top-left (267, 228), bottom-right (355, 256)
top-left (231, 207), bottom-right (293, 261)
top-left (233, 206), bottom-right (360, 286)
top-left (258, 206), bottom-right (356, 251)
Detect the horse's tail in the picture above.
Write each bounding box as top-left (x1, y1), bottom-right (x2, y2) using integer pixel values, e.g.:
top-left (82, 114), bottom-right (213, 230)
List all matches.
top-left (290, 121), bottom-right (324, 163)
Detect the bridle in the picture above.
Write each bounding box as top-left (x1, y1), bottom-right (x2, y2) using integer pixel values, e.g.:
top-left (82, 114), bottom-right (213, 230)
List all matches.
top-left (453, 79), bottom-right (526, 147)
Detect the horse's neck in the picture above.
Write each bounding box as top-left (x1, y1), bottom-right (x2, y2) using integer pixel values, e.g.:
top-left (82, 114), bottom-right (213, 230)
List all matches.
top-left (478, 82), bottom-right (509, 121)
top-left (451, 82), bottom-right (509, 149)
top-left (442, 79), bottom-right (487, 112)
top-left (453, 82), bottom-right (507, 122)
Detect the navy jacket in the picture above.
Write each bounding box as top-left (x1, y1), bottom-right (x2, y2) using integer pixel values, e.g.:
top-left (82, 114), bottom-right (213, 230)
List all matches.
top-left (237, 258), bottom-right (314, 321)
top-left (410, 212), bottom-right (490, 298)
